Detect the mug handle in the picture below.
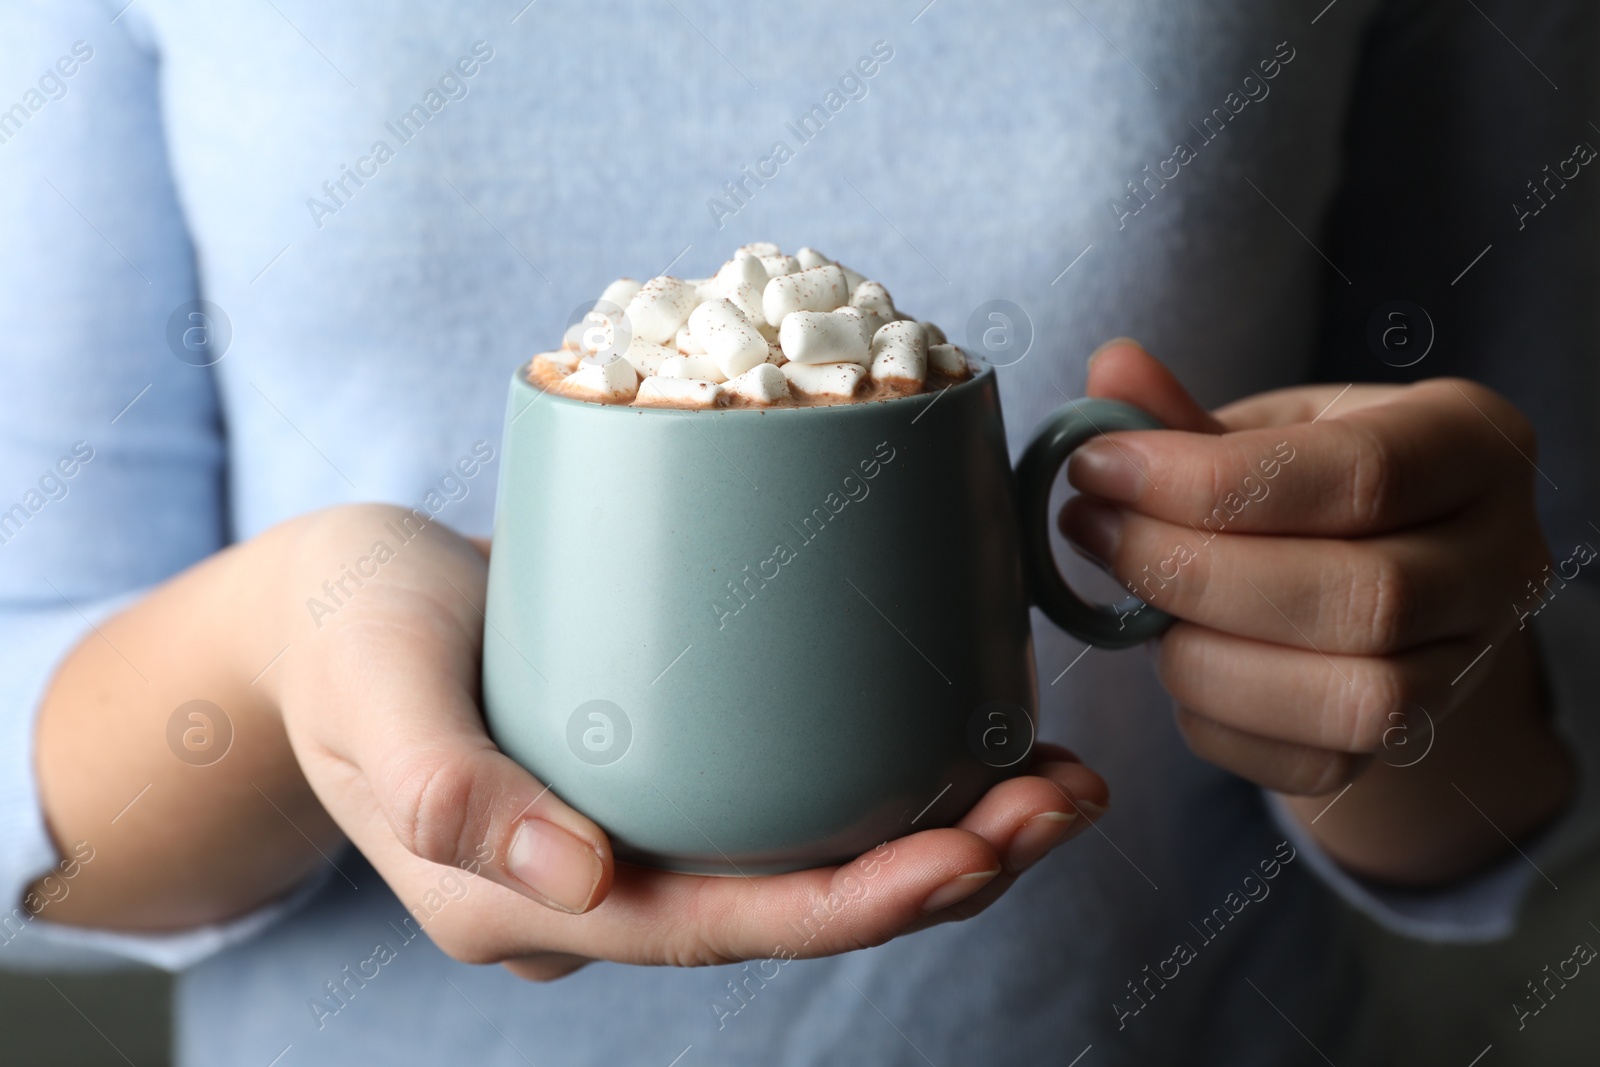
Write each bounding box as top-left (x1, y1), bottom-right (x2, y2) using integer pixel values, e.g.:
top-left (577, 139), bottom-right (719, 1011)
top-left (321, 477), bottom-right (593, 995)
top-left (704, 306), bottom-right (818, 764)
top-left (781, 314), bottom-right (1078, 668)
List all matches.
top-left (1015, 397), bottom-right (1174, 649)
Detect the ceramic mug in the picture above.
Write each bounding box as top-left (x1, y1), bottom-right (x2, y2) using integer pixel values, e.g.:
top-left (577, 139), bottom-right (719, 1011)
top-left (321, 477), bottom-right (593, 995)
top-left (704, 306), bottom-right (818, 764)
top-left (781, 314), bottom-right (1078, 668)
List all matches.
top-left (482, 361), bottom-right (1170, 875)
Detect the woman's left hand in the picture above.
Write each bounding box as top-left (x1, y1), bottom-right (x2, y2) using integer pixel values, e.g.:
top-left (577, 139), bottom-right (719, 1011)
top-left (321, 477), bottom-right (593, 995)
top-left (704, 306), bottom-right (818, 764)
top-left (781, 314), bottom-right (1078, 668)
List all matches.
top-left (1058, 341), bottom-right (1573, 883)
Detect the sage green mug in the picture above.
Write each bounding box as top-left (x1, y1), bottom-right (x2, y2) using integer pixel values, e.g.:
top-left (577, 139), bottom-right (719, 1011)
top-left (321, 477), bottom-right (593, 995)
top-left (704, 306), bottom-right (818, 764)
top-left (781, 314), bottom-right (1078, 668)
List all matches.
top-left (482, 361), bottom-right (1169, 875)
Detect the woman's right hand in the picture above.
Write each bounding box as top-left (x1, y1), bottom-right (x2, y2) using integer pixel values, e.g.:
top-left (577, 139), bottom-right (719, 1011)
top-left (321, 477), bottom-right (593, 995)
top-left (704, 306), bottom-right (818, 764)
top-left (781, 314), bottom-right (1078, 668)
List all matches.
top-left (36, 504), bottom-right (1109, 980)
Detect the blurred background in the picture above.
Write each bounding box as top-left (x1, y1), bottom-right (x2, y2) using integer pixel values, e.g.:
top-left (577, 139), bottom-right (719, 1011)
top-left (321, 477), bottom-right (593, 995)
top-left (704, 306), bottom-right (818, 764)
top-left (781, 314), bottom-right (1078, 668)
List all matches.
top-left (4, 851), bottom-right (1599, 1065)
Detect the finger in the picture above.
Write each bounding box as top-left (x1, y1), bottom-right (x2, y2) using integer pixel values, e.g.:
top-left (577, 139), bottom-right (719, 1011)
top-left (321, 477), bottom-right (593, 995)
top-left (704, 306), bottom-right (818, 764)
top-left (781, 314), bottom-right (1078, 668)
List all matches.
top-left (1084, 340), bottom-right (1226, 434)
top-left (1212, 384), bottom-right (1400, 431)
top-left (951, 759), bottom-right (1108, 873)
top-left (300, 648), bottom-right (614, 915)
top-left (1173, 704), bottom-right (1373, 795)
top-left (586, 828), bottom-right (1007, 965)
top-left (1058, 497), bottom-right (1512, 654)
top-left (358, 815), bottom-right (1006, 967)
top-left (1066, 378), bottom-right (1534, 536)
top-left (501, 953), bottom-right (593, 982)
top-left (1154, 621), bottom-right (1482, 753)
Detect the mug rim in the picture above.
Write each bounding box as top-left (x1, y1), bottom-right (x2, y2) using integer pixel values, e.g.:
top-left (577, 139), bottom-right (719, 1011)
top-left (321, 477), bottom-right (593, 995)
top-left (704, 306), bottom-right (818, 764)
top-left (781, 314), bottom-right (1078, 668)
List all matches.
top-left (510, 357), bottom-right (996, 418)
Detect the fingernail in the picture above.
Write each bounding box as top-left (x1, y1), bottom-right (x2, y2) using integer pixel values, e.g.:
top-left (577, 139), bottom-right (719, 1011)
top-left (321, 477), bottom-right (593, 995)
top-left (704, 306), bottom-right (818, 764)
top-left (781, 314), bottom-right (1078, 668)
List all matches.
top-left (507, 819), bottom-right (603, 914)
top-left (1004, 812), bottom-right (1078, 873)
top-left (1061, 499), bottom-right (1124, 570)
top-left (920, 868), bottom-right (1000, 913)
top-left (1066, 442), bottom-right (1145, 504)
top-left (1075, 800), bottom-right (1108, 819)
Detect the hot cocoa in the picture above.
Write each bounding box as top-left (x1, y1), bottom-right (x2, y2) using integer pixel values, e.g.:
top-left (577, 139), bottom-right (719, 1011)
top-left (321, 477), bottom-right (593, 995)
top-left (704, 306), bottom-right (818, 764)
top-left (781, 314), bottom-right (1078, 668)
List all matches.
top-left (527, 243), bottom-right (973, 410)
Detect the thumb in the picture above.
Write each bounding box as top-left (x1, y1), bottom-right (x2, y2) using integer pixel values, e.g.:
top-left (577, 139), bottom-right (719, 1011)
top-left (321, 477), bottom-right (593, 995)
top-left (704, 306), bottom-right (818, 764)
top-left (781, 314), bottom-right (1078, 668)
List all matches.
top-left (307, 655), bottom-right (615, 915)
top-left (1083, 339), bottom-right (1225, 436)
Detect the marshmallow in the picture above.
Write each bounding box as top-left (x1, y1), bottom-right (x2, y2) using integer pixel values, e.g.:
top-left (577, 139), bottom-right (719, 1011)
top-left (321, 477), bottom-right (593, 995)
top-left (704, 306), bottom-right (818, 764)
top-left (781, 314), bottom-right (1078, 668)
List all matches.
top-left (724, 363), bottom-right (790, 404)
top-left (558, 355), bottom-right (638, 402)
top-left (928, 343), bottom-right (971, 379)
top-left (597, 277), bottom-right (642, 312)
top-left (530, 352), bottom-right (579, 385)
top-left (739, 241), bottom-right (781, 258)
top-left (849, 280), bottom-right (895, 320)
top-left (870, 320), bottom-right (928, 388)
top-left (782, 360), bottom-right (866, 398)
top-left (636, 375), bottom-right (724, 409)
top-left (834, 304), bottom-right (883, 346)
top-left (541, 348), bottom-right (583, 370)
top-left (795, 247), bottom-right (834, 270)
top-left (762, 264), bottom-right (849, 327)
top-left (576, 305), bottom-right (630, 355)
top-left (623, 338), bottom-right (676, 377)
top-left (715, 251), bottom-right (769, 292)
top-left (675, 326), bottom-right (706, 354)
top-left (764, 341), bottom-right (786, 365)
top-left (840, 264), bottom-right (867, 295)
top-left (779, 309), bottom-right (872, 365)
top-left (921, 321), bottom-right (948, 346)
top-left (659, 354), bottom-right (729, 383)
top-left (759, 253), bottom-right (802, 278)
top-left (712, 277), bottom-right (766, 327)
top-left (561, 321), bottom-right (586, 351)
top-left (688, 298), bottom-right (769, 378)
top-left (622, 276), bottom-right (698, 344)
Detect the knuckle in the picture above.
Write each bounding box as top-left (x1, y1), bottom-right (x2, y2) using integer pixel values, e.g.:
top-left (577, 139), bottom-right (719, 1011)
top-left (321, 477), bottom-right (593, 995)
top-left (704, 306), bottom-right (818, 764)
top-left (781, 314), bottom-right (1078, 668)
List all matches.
top-left (1342, 662), bottom-right (1408, 752)
top-left (1351, 551), bottom-right (1414, 654)
top-left (1345, 423), bottom-right (1397, 533)
top-left (385, 752), bottom-right (486, 868)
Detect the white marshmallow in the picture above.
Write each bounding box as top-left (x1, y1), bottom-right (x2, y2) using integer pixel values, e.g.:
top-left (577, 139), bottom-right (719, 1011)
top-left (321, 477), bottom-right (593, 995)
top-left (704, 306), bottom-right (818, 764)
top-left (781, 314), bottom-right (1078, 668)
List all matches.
top-left (782, 360), bottom-right (866, 398)
top-left (762, 264), bottom-right (849, 327)
top-left (622, 276), bottom-right (698, 344)
top-left (921, 321), bottom-right (948, 346)
top-left (834, 305), bottom-right (883, 347)
top-left (724, 363), bottom-right (790, 404)
top-left (795, 247), bottom-right (834, 270)
top-left (561, 321), bottom-right (587, 351)
top-left (597, 277), bottom-right (642, 312)
top-left (659, 354), bottom-right (728, 383)
top-left (764, 341), bottom-right (786, 365)
top-left (636, 375), bottom-right (724, 409)
top-left (688, 298), bottom-right (770, 378)
top-left (623, 338), bottom-right (676, 377)
top-left (779, 309), bottom-right (872, 365)
top-left (577, 306), bottom-right (628, 355)
top-left (869, 320), bottom-right (928, 388)
top-left (558, 355), bottom-right (638, 402)
top-left (715, 251), bottom-right (769, 292)
top-left (710, 277), bottom-right (766, 327)
top-left (530, 352), bottom-right (580, 383)
top-left (739, 241), bottom-right (781, 258)
top-left (840, 264), bottom-right (867, 295)
top-left (928, 343), bottom-right (971, 378)
top-left (759, 253), bottom-right (802, 278)
top-left (675, 326), bottom-right (706, 354)
top-left (849, 280), bottom-right (895, 320)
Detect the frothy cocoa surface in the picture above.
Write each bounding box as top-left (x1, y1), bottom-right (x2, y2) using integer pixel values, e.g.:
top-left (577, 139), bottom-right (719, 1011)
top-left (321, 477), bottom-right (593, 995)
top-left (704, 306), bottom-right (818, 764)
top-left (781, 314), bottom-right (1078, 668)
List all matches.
top-left (529, 242), bottom-right (972, 410)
